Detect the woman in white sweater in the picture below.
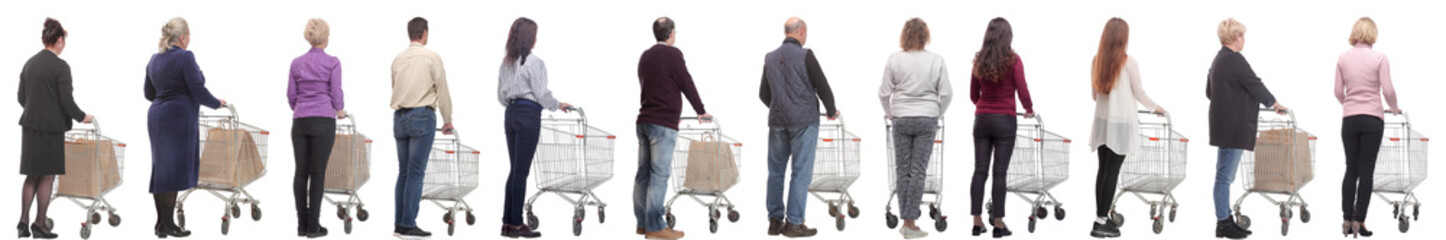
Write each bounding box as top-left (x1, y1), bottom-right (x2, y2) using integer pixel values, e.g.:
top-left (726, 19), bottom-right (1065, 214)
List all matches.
top-left (1087, 18), bottom-right (1164, 238)
top-left (879, 17), bottom-right (952, 239)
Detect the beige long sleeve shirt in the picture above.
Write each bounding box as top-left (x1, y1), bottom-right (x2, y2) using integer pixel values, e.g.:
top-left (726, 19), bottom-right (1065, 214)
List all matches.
top-left (391, 42), bottom-right (453, 123)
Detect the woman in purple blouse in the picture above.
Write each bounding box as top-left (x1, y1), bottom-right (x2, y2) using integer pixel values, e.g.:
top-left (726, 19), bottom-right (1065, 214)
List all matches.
top-left (288, 18), bottom-right (345, 238)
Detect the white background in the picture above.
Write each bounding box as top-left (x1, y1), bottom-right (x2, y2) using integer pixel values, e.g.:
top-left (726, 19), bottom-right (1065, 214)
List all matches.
top-left (2, 0), bottom-right (1441, 239)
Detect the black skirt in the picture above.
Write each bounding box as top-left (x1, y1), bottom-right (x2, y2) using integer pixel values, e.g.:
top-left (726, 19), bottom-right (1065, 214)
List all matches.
top-left (20, 129), bottom-right (65, 175)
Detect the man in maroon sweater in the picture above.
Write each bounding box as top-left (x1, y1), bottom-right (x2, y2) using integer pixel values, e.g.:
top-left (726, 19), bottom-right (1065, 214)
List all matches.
top-left (633, 16), bottom-right (711, 240)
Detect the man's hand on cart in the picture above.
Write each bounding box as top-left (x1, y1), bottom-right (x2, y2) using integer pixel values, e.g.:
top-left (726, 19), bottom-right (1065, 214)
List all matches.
top-left (697, 113), bottom-right (714, 123)
top-left (441, 122), bottom-right (455, 135)
top-left (827, 110), bottom-right (841, 120)
top-left (82, 114), bottom-right (95, 124)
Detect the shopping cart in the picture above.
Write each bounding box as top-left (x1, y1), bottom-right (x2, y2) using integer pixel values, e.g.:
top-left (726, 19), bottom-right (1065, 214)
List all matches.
top-left (882, 118), bottom-right (947, 232)
top-left (54, 120), bottom-right (125, 239)
top-left (665, 116), bottom-right (743, 234)
top-left (423, 129), bottom-right (480, 236)
top-left (523, 107), bottom-right (615, 236)
top-left (324, 114), bottom-right (372, 234)
top-left (1374, 112), bottom-right (1428, 233)
top-left (180, 104), bottom-right (269, 235)
top-left (1232, 108), bottom-right (1316, 236)
top-left (988, 113), bottom-right (1070, 233)
top-left (1108, 111), bottom-right (1187, 234)
top-left (809, 114), bottom-right (861, 231)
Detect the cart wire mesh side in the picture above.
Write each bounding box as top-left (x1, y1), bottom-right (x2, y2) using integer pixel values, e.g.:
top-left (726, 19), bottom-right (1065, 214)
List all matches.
top-left (1373, 112), bottom-right (1427, 233)
top-left (1109, 111), bottom-right (1187, 234)
top-left (55, 121), bottom-right (125, 239)
top-left (882, 118), bottom-right (947, 232)
top-left (808, 115), bottom-right (861, 231)
top-left (991, 113), bottom-right (1070, 233)
top-left (423, 130), bottom-right (480, 236)
top-left (523, 107), bottom-right (615, 236)
top-left (180, 104), bottom-right (270, 235)
top-left (665, 117), bottom-right (742, 234)
top-left (1232, 109), bottom-right (1316, 236)
top-left (323, 114), bottom-right (372, 234)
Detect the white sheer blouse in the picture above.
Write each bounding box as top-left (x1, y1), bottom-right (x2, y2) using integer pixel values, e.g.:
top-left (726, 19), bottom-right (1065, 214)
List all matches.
top-left (1090, 57), bottom-right (1158, 155)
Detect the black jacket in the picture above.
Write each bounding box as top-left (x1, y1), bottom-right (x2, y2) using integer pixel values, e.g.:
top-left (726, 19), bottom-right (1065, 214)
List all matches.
top-left (18, 50), bottom-right (86, 133)
top-left (1206, 46), bottom-right (1275, 150)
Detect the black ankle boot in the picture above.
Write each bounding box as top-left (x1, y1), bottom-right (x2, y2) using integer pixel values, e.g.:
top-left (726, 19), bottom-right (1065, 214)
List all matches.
top-left (17, 222), bottom-right (30, 238)
top-left (1215, 218), bottom-right (1248, 239)
top-left (29, 223), bottom-right (56, 239)
top-left (155, 223), bottom-right (190, 238)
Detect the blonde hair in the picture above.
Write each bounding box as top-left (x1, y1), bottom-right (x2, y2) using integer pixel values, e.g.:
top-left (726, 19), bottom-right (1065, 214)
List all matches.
top-left (305, 18), bottom-right (330, 47)
top-left (1349, 17), bottom-right (1377, 45)
top-left (900, 18), bottom-right (930, 51)
top-left (158, 17), bottom-right (189, 53)
top-left (1217, 18), bottom-right (1246, 45)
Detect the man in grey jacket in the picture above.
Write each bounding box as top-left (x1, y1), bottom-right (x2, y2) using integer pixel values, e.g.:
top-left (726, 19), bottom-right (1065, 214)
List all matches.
top-left (758, 17), bottom-right (838, 238)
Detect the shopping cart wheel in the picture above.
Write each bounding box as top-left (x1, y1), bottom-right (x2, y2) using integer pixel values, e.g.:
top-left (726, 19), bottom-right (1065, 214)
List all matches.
top-left (44, 218), bottom-right (53, 231)
top-left (885, 212), bottom-right (899, 229)
top-left (80, 223), bottom-right (91, 239)
top-left (1299, 207), bottom-right (1310, 223)
top-left (343, 218), bottom-right (353, 234)
top-left (251, 204), bottom-right (262, 221)
top-left (1034, 206), bottom-right (1048, 219)
top-left (665, 212), bottom-right (676, 229)
top-left (848, 205), bottom-right (860, 219)
top-left (1152, 218), bottom-right (1164, 234)
top-left (1394, 204), bottom-right (1401, 219)
top-left (1399, 216), bottom-right (1410, 233)
top-left (1235, 215), bottom-right (1251, 229)
top-left (933, 217), bottom-right (947, 232)
top-left (1279, 221), bottom-right (1288, 236)
top-left (177, 211), bottom-right (186, 229)
top-left (928, 205), bottom-right (940, 220)
top-left (230, 204), bottom-right (241, 219)
top-left (572, 216), bottom-right (583, 236)
top-left (447, 222), bottom-right (455, 236)
top-left (357, 208), bottom-right (370, 222)
top-left (835, 215), bottom-right (845, 231)
top-left (708, 219), bottom-right (718, 233)
top-left (1150, 204), bottom-right (1158, 217)
top-left (524, 212), bottom-right (538, 230)
top-left (727, 209), bottom-right (740, 223)
top-left (1168, 206), bottom-right (1177, 222)
top-left (1110, 212), bottom-right (1124, 226)
top-left (466, 211), bottom-right (477, 226)
top-left (90, 212), bottom-right (102, 225)
top-left (1413, 204), bottom-right (1420, 220)
top-left (221, 216), bottom-right (231, 235)
top-left (1027, 217), bottom-right (1036, 233)
top-left (108, 212), bottom-right (121, 227)
top-left (1054, 206), bottom-right (1065, 221)
top-left (829, 205), bottom-right (841, 218)
top-left (598, 207), bottom-right (606, 224)
top-left (337, 206), bottom-right (348, 220)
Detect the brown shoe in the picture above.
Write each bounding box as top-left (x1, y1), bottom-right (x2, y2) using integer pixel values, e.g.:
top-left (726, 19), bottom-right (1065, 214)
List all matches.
top-left (643, 229), bottom-right (685, 240)
top-left (768, 217), bottom-right (784, 236)
top-left (637, 227), bottom-right (646, 235)
top-left (779, 222), bottom-right (817, 238)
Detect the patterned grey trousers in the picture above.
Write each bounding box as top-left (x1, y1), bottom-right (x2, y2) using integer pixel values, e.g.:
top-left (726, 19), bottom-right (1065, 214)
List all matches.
top-left (893, 117), bottom-right (938, 220)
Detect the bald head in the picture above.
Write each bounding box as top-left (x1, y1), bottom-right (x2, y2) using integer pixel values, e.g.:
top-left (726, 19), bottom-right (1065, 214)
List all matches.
top-left (785, 17), bottom-right (807, 45)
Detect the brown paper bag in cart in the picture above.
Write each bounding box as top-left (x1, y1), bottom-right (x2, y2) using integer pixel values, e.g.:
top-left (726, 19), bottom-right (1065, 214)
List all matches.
top-left (200, 128), bottom-right (265, 188)
top-left (683, 133), bottom-right (738, 192)
top-left (57, 139), bottom-right (121, 198)
top-left (1252, 129), bottom-right (1313, 192)
top-left (325, 134), bottom-right (369, 191)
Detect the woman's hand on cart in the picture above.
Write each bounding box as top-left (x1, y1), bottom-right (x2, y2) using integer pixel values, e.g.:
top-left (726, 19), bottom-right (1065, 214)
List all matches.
top-left (82, 114), bottom-right (95, 124)
top-left (559, 102), bottom-right (574, 113)
top-left (1022, 111), bottom-right (1036, 119)
top-left (217, 99), bottom-right (228, 108)
top-left (336, 109), bottom-right (348, 119)
top-left (1386, 108), bottom-right (1404, 115)
top-left (1152, 106), bottom-right (1167, 117)
top-left (1270, 102), bottom-right (1288, 115)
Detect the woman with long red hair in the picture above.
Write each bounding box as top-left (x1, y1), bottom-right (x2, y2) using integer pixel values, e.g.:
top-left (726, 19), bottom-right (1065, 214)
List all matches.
top-left (1087, 18), bottom-right (1164, 238)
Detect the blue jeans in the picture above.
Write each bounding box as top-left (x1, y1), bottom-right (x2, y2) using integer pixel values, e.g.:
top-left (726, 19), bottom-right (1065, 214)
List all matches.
top-left (502, 99), bottom-right (543, 226)
top-left (1214, 147), bottom-right (1244, 220)
top-left (766, 124), bottom-right (819, 224)
top-left (633, 123), bottom-right (676, 232)
top-left (394, 108), bottom-right (436, 228)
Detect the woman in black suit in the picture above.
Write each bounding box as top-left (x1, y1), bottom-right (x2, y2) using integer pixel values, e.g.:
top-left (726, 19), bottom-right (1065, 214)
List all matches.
top-left (16, 18), bottom-right (94, 239)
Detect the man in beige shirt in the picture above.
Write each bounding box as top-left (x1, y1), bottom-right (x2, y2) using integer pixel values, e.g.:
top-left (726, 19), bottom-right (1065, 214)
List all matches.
top-left (391, 17), bottom-right (452, 240)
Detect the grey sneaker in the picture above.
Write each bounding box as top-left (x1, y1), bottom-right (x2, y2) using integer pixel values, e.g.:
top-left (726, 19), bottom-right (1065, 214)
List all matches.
top-left (900, 226), bottom-right (928, 239)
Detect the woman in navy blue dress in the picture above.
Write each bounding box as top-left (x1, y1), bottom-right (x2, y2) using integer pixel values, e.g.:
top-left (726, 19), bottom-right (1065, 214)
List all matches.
top-left (144, 17), bottom-right (223, 238)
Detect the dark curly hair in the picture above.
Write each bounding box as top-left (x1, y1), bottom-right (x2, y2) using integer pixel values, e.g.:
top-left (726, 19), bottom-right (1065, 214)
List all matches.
top-left (972, 17), bottom-right (1015, 82)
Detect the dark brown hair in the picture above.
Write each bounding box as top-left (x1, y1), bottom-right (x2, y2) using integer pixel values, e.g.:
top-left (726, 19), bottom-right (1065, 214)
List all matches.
top-left (1092, 18), bottom-right (1130, 94)
top-left (43, 18), bottom-right (65, 46)
top-left (972, 17), bottom-right (1016, 82)
top-left (505, 17), bottom-right (538, 65)
top-left (900, 18), bottom-right (929, 51)
top-left (407, 17), bottom-right (428, 41)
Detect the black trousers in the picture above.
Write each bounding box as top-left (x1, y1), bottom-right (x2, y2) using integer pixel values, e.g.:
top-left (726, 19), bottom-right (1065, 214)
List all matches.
top-left (1095, 146), bottom-right (1126, 217)
top-left (1341, 115), bottom-right (1383, 221)
top-left (292, 117), bottom-right (336, 229)
top-left (970, 114), bottom-right (1015, 217)
top-left (502, 99), bottom-right (543, 226)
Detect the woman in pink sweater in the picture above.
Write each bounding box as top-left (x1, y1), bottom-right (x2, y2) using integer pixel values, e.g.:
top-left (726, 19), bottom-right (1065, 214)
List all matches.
top-left (1334, 17), bottom-right (1401, 238)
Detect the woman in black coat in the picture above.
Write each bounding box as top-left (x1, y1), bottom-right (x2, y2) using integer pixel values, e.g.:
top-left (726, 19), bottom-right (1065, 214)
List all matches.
top-left (16, 18), bottom-right (93, 239)
top-left (1205, 18), bottom-right (1286, 239)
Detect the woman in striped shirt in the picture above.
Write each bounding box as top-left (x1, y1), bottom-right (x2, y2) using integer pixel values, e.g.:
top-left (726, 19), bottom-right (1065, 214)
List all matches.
top-left (496, 17), bottom-right (571, 239)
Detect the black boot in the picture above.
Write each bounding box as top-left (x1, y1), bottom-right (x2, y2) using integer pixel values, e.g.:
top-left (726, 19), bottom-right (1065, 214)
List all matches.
top-left (1090, 221), bottom-right (1120, 238)
top-left (501, 225), bottom-right (540, 239)
top-left (155, 223), bottom-right (191, 238)
top-left (1215, 217), bottom-right (1248, 239)
top-left (768, 217), bottom-right (784, 236)
top-left (17, 222), bottom-right (30, 238)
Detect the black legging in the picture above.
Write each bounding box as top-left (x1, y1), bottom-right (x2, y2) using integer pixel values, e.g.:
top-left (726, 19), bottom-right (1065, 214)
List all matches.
top-left (1095, 146), bottom-right (1126, 218)
top-left (20, 175), bottom-right (55, 225)
top-left (154, 192), bottom-right (178, 229)
top-left (970, 114), bottom-right (1015, 218)
top-left (291, 117), bottom-right (336, 231)
top-left (1341, 115), bottom-right (1383, 221)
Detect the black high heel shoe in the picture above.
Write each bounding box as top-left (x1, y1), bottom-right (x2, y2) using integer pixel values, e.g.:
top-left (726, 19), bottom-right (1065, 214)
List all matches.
top-left (17, 222), bottom-right (30, 238)
top-left (972, 225), bottom-right (988, 236)
top-left (29, 223), bottom-right (56, 239)
top-left (154, 223), bottom-right (191, 238)
top-left (1357, 222), bottom-right (1373, 237)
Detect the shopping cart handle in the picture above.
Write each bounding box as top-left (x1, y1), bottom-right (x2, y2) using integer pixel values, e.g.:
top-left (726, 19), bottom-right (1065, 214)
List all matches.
top-left (223, 103), bottom-right (239, 121)
top-left (564, 106), bottom-right (586, 119)
top-left (1017, 112), bottom-right (1043, 126)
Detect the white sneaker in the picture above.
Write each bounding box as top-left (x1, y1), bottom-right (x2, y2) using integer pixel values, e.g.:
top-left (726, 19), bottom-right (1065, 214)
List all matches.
top-left (900, 226), bottom-right (928, 239)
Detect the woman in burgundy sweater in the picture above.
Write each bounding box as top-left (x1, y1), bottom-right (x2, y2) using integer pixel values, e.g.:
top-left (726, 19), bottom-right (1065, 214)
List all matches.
top-left (968, 17), bottom-right (1034, 238)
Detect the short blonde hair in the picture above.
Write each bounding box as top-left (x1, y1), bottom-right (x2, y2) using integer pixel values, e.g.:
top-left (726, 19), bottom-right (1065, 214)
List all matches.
top-left (1217, 18), bottom-right (1246, 45)
top-left (158, 17), bottom-right (189, 53)
top-left (1349, 17), bottom-right (1377, 45)
top-left (305, 18), bottom-right (329, 47)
